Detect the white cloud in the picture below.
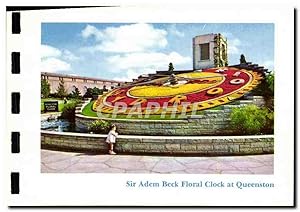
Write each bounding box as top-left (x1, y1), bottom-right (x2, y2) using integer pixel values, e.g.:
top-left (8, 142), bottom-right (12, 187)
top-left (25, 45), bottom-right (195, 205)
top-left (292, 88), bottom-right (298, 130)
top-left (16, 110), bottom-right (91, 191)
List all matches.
top-left (41, 44), bottom-right (81, 72)
top-left (107, 51), bottom-right (191, 71)
top-left (80, 23), bottom-right (168, 53)
top-left (62, 49), bottom-right (80, 61)
top-left (41, 58), bottom-right (71, 73)
top-left (108, 51), bottom-right (191, 81)
top-left (113, 69), bottom-right (141, 82)
top-left (81, 24), bottom-right (103, 40)
top-left (227, 38), bottom-right (242, 55)
top-left (221, 32), bottom-right (242, 55)
top-left (168, 24), bottom-right (184, 37)
top-left (41, 44), bottom-right (62, 58)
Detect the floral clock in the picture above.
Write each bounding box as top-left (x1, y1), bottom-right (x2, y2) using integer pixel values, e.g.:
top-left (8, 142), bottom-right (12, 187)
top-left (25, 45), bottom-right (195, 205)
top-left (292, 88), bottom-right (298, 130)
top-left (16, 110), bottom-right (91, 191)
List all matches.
top-left (93, 67), bottom-right (263, 115)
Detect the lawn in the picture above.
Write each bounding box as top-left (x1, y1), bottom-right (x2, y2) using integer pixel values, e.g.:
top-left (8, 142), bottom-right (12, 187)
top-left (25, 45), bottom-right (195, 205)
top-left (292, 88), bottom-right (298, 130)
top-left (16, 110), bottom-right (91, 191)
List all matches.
top-left (81, 100), bottom-right (98, 117)
top-left (81, 100), bottom-right (222, 120)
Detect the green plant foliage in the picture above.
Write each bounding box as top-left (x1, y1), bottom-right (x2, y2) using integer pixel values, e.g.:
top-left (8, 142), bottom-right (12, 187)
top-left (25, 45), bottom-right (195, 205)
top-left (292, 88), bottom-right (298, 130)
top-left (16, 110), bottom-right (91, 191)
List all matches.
top-left (56, 79), bottom-right (68, 98)
top-left (250, 72), bottom-right (274, 98)
top-left (92, 87), bottom-right (103, 95)
top-left (83, 87), bottom-right (104, 99)
top-left (69, 86), bottom-right (82, 99)
top-left (60, 100), bottom-right (80, 121)
top-left (230, 105), bottom-right (273, 135)
top-left (88, 119), bottom-right (111, 134)
top-left (41, 79), bottom-right (50, 98)
top-left (265, 72), bottom-right (274, 93)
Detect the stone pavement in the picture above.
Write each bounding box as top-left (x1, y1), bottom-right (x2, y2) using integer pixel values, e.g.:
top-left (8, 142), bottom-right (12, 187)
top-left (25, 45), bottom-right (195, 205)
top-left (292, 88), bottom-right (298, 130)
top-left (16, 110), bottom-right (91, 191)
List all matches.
top-left (41, 150), bottom-right (273, 174)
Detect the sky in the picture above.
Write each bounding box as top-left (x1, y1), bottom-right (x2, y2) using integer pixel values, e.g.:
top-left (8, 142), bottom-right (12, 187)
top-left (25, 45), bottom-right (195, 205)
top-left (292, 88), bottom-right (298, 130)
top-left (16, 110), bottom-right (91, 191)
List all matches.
top-left (41, 23), bottom-right (274, 82)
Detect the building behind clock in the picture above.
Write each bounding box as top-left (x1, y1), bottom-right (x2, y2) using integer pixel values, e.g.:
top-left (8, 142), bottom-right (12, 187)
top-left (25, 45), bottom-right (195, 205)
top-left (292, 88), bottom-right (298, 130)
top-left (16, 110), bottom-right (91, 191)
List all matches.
top-left (193, 33), bottom-right (228, 70)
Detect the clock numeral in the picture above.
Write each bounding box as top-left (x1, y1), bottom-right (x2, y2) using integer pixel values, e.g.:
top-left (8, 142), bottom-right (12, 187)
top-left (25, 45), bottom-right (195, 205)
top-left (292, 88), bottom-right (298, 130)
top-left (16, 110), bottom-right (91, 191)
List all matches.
top-left (207, 87), bottom-right (223, 95)
top-left (233, 71), bottom-right (241, 77)
top-left (168, 95), bottom-right (187, 105)
top-left (230, 78), bottom-right (245, 85)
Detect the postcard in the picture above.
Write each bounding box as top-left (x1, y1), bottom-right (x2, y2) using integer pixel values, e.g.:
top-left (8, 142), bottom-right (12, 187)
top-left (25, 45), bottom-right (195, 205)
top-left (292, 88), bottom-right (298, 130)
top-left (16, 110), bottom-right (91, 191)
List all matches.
top-left (5, 4), bottom-right (295, 206)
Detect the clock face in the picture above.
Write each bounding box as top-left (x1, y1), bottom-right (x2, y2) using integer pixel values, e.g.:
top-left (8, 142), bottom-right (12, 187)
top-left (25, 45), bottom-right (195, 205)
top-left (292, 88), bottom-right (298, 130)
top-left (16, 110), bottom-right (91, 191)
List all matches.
top-left (93, 67), bottom-right (263, 115)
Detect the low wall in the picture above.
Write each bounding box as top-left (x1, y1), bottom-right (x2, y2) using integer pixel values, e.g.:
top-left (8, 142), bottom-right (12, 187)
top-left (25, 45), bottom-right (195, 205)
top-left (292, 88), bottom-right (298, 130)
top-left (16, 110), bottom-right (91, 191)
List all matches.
top-left (41, 130), bottom-right (274, 156)
top-left (75, 96), bottom-right (266, 136)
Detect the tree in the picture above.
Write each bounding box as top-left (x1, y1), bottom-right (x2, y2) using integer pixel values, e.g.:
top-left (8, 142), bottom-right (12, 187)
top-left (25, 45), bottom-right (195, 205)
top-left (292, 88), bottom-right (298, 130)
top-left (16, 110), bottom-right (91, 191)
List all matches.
top-left (92, 87), bottom-right (103, 95)
top-left (69, 86), bottom-right (81, 99)
top-left (168, 62), bottom-right (174, 73)
top-left (83, 87), bottom-right (104, 98)
top-left (56, 79), bottom-right (68, 98)
top-left (83, 88), bottom-right (93, 98)
top-left (103, 85), bottom-right (108, 92)
top-left (41, 79), bottom-right (50, 98)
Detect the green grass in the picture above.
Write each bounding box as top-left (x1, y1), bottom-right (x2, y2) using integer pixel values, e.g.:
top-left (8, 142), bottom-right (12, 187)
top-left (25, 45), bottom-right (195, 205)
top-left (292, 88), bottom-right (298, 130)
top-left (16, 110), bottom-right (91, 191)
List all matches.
top-left (81, 101), bottom-right (98, 117)
top-left (81, 100), bottom-right (207, 120)
top-left (41, 98), bottom-right (78, 113)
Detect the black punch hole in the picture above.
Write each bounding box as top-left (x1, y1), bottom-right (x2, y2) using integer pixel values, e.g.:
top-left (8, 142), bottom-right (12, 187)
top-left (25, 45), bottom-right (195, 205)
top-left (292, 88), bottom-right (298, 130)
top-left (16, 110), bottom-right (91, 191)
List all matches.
top-left (11, 52), bottom-right (20, 74)
top-left (12, 12), bottom-right (20, 34)
top-left (11, 92), bottom-right (20, 114)
top-left (11, 132), bottom-right (20, 153)
top-left (11, 172), bottom-right (19, 194)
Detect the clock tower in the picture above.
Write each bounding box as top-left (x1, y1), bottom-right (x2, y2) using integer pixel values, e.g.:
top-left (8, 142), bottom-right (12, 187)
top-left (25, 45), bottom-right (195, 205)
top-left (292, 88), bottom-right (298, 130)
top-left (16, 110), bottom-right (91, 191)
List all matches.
top-left (193, 33), bottom-right (228, 70)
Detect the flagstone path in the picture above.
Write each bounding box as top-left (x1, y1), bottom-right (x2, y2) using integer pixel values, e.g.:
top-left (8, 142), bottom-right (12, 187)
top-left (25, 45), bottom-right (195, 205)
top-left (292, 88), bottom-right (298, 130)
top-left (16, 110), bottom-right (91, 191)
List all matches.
top-left (41, 150), bottom-right (273, 174)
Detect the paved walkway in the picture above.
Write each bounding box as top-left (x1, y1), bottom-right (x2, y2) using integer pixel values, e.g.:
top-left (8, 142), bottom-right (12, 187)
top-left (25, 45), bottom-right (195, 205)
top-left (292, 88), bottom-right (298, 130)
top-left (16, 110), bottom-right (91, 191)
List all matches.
top-left (41, 150), bottom-right (273, 174)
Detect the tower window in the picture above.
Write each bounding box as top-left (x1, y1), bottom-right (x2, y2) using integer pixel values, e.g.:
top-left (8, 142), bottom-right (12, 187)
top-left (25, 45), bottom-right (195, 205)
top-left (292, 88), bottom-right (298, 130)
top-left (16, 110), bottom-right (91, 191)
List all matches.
top-left (200, 43), bottom-right (209, 60)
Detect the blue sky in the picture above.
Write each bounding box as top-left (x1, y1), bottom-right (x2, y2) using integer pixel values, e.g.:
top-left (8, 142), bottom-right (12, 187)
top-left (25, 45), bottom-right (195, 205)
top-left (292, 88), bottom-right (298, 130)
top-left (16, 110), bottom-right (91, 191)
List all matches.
top-left (41, 23), bottom-right (274, 81)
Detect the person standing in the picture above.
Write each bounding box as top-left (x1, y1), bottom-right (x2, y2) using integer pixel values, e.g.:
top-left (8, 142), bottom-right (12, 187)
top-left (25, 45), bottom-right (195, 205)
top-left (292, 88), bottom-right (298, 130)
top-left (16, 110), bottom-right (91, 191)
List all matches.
top-left (105, 124), bottom-right (118, 155)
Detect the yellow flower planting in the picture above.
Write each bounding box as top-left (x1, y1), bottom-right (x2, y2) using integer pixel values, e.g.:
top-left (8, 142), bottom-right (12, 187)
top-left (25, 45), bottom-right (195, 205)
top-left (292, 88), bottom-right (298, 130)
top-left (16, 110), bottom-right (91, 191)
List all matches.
top-left (128, 72), bottom-right (224, 98)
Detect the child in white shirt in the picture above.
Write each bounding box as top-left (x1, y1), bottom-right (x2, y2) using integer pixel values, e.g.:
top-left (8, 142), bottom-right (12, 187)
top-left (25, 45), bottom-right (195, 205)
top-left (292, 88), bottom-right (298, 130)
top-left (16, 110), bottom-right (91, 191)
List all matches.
top-left (105, 124), bottom-right (118, 155)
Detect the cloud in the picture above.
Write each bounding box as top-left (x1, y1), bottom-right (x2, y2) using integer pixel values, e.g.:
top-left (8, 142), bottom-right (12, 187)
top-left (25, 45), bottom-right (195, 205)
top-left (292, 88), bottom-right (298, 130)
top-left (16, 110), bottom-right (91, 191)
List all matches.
top-left (168, 24), bottom-right (184, 37)
top-left (80, 23), bottom-right (168, 53)
top-left (41, 44), bottom-right (80, 72)
top-left (221, 32), bottom-right (242, 55)
top-left (227, 38), bottom-right (242, 55)
top-left (62, 50), bottom-right (80, 61)
top-left (108, 51), bottom-right (191, 81)
top-left (81, 24), bottom-right (103, 40)
top-left (107, 51), bottom-right (191, 71)
top-left (113, 69), bottom-right (142, 82)
top-left (41, 44), bottom-right (62, 58)
top-left (41, 58), bottom-right (71, 72)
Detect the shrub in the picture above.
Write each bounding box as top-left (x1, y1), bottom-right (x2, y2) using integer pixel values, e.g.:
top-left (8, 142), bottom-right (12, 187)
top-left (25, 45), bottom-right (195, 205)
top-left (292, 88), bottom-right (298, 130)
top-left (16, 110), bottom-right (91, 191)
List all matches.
top-left (88, 119), bottom-right (111, 134)
top-left (230, 105), bottom-right (273, 135)
top-left (249, 72), bottom-right (274, 96)
top-left (60, 102), bottom-right (78, 121)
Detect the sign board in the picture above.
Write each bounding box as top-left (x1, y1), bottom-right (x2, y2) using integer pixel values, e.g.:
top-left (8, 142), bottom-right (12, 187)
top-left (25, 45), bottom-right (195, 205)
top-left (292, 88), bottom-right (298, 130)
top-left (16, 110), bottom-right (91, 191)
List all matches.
top-left (44, 101), bottom-right (59, 112)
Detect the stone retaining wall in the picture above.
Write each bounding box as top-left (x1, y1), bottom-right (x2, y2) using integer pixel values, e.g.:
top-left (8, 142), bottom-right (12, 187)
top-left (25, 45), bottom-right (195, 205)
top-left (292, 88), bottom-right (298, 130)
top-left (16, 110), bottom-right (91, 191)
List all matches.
top-left (76, 96), bottom-right (266, 136)
top-left (41, 130), bottom-right (274, 156)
